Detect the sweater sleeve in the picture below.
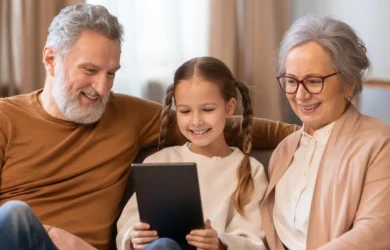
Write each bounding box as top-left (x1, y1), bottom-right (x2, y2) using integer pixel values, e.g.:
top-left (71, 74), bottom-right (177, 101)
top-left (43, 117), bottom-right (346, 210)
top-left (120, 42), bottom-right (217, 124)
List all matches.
top-left (135, 98), bottom-right (184, 148)
top-left (116, 193), bottom-right (140, 250)
top-left (225, 117), bottom-right (300, 150)
top-left (135, 98), bottom-right (165, 148)
top-left (318, 141), bottom-right (390, 250)
top-left (218, 159), bottom-right (269, 250)
top-left (0, 121), bottom-right (6, 186)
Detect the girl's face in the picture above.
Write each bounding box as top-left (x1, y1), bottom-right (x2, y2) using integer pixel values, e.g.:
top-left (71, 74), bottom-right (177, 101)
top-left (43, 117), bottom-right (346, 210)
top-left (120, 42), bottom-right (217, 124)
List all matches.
top-left (175, 77), bottom-right (235, 152)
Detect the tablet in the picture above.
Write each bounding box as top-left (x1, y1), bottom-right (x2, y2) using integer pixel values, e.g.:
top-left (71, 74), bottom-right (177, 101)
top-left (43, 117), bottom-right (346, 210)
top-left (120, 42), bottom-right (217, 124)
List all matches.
top-left (131, 162), bottom-right (204, 245)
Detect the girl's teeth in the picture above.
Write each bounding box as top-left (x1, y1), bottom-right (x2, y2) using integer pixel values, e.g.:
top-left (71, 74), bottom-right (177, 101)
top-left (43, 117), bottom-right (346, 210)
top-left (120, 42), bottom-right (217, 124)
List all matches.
top-left (193, 129), bottom-right (207, 135)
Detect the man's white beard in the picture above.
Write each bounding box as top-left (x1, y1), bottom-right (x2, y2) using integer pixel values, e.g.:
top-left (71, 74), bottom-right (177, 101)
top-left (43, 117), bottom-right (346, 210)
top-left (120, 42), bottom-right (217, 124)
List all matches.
top-left (51, 68), bottom-right (110, 124)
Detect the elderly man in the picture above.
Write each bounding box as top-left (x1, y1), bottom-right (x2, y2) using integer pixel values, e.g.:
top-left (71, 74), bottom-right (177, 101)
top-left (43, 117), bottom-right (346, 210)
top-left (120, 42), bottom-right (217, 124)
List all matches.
top-left (0, 3), bottom-right (298, 250)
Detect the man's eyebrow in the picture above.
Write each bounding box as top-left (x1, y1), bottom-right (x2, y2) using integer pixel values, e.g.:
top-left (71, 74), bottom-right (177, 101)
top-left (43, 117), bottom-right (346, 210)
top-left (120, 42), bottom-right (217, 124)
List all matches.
top-left (111, 65), bottom-right (121, 71)
top-left (79, 62), bottom-right (99, 68)
top-left (78, 63), bottom-right (121, 71)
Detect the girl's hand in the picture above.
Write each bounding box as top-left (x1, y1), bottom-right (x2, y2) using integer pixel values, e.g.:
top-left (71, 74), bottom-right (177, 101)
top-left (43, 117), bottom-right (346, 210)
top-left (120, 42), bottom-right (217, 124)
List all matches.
top-left (130, 222), bottom-right (158, 249)
top-left (186, 219), bottom-right (226, 250)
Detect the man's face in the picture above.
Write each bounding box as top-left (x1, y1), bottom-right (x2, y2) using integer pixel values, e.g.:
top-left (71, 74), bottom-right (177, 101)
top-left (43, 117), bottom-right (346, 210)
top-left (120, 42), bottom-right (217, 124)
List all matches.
top-left (52, 30), bottom-right (121, 124)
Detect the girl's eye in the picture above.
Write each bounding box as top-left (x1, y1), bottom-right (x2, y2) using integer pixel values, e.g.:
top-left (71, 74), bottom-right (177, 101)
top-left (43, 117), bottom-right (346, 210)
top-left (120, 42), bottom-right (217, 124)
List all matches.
top-left (179, 110), bottom-right (190, 114)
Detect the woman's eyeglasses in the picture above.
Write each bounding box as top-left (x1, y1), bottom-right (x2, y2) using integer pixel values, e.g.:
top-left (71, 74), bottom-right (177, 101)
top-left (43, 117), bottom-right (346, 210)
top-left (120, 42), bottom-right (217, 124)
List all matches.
top-left (277, 72), bottom-right (339, 94)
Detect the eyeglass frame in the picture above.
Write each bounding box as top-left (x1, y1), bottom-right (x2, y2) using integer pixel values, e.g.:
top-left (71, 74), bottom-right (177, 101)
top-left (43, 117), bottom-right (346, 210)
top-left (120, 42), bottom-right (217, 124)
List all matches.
top-left (276, 72), bottom-right (340, 94)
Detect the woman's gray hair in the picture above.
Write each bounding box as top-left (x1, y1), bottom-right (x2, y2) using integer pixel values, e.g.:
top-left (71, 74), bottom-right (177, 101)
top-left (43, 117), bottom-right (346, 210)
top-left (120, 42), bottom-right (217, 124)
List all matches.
top-left (278, 14), bottom-right (370, 97)
top-left (45, 4), bottom-right (124, 60)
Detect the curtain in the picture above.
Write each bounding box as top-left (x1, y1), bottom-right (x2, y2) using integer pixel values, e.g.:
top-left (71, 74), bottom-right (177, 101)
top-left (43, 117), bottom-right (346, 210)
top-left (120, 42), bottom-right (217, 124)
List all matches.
top-left (0, 0), bottom-right (81, 97)
top-left (209, 0), bottom-right (292, 121)
top-left (86, 0), bottom-right (210, 102)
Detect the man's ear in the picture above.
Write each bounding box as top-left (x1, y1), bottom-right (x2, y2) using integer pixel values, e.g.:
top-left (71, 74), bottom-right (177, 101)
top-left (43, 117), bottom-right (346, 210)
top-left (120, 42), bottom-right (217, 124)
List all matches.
top-left (42, 47), bottom-right (56, 76)
top-left (226, 98), bottom-right (237, 117)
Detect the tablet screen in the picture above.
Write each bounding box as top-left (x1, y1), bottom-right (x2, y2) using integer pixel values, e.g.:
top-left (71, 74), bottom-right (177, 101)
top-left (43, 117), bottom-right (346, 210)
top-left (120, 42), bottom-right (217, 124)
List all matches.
top-left (131, 163), bottom-right (204, 245)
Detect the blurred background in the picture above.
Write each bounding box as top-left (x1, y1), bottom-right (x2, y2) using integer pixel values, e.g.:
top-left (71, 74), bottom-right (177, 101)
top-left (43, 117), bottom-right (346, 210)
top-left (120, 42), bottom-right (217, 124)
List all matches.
top-left (1, 0), bottom-right (389, 124)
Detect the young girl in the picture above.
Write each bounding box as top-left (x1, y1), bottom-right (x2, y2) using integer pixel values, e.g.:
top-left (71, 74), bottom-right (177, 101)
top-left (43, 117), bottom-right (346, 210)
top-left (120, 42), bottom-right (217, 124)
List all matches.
top-left (116, 57), bottom-right (268, 250)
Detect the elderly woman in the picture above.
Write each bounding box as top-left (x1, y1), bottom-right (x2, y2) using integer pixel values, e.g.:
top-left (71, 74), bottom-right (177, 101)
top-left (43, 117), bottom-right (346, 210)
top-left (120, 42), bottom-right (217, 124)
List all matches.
top-left (260, 14), bottom-right (390, 250)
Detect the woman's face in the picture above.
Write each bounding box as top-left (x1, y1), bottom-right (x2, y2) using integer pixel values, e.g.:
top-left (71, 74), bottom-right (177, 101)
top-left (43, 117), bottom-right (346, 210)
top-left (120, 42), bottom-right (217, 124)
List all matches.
top-left (285, 41), bottom-right (353, 134)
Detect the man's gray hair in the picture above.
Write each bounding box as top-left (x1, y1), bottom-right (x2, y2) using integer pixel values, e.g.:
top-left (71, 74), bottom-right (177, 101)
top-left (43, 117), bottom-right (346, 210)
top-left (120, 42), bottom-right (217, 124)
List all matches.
top-left (278, 14), bottom-right (370, 97)
top-left (45, 4), bottom-right (124, 60)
